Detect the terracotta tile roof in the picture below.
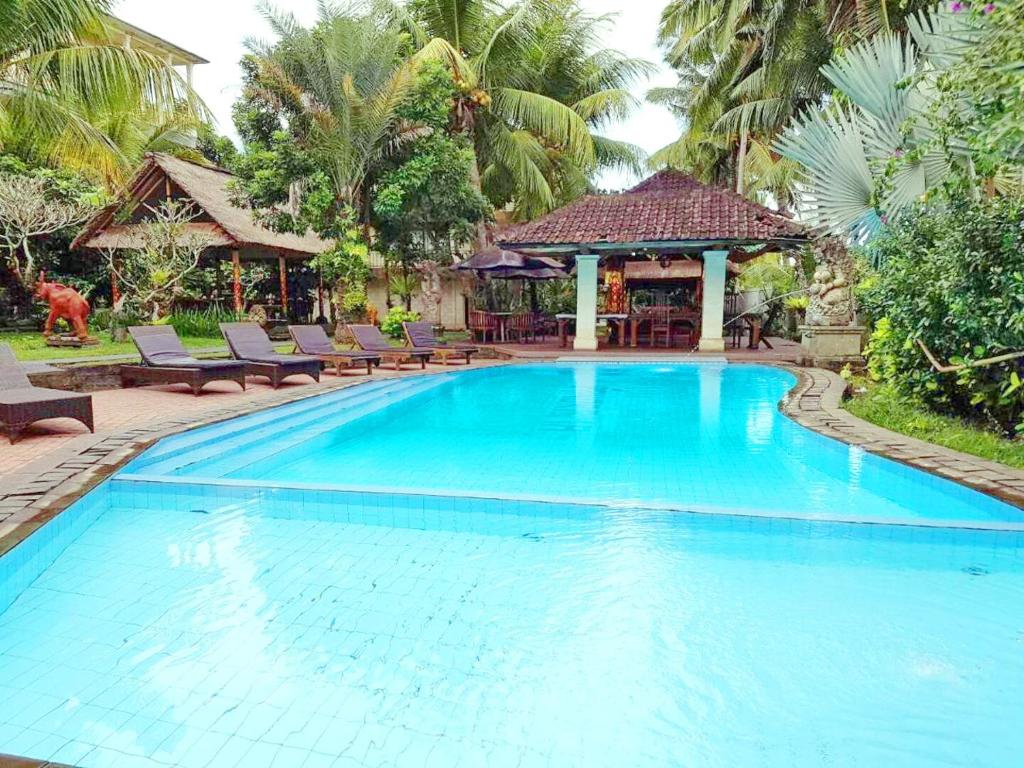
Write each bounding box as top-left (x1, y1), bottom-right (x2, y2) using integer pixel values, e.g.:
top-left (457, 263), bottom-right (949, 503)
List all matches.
top-left (497, 170), bottom-right (808, 247)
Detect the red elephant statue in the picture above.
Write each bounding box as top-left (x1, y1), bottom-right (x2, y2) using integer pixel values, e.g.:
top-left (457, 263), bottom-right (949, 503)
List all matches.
top-left (35, 272), bottom-right (92, 341)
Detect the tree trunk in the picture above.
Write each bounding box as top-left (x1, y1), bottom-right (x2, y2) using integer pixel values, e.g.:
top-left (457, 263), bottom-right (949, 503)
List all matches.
top-left (468, 153), bottom-right (489, 251)
top-left (735, 129), bottom-right (748, 196)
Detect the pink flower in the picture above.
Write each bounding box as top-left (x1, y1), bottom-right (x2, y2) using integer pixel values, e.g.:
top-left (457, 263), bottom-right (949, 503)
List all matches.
top-left (983, 2), bottom-right (996, 12)
top-left (949, 0), bottom-right (965, 10)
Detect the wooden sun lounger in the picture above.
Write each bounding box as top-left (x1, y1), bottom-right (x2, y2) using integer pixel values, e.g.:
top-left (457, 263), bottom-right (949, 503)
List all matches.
top-left (402, 321), bottom-right (478, 365)
top-left (347, 324), bottom-right (434, 370)
top-left (123, 326), bottom-right (247, 395)
top-left (220, 322), bottom-right (321, 388)
top-left (289, 325), bottom-right (381, 375)
top-left (0, 344), bottom-right (94, 443)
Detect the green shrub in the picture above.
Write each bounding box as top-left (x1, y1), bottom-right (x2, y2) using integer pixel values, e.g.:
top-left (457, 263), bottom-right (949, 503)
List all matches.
top-left (379, 306), bottom-right (420, 339)
top-left (340, 287), bottom-right (368, 317)
top-left (859, 196), bottom-right (1024, 435)
top-left (166, 307), bottom-right (241, 338)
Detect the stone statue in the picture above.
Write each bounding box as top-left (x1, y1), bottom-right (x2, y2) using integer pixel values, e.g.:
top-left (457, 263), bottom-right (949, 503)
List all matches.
top-left (806, 238), bottom-right (855, 326)
top-left (35, 272), bottom-right (92, 341)
top-left (417, 260), bottom-right (444, 325)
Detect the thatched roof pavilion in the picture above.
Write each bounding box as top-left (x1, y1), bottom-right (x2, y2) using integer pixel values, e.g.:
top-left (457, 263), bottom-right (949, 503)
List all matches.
top-left (74, 153), bottom-right (331, 316)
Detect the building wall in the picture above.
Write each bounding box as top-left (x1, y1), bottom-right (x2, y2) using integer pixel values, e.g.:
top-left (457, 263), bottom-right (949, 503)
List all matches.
top-left (366, 276), bottom-right (468, 330)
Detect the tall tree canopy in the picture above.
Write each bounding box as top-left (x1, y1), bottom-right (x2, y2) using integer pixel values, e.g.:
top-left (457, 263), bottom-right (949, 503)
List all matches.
top-left (387, 0), bottom-right (652, 218)
top-left (651, 0), bottom-right (931, 201)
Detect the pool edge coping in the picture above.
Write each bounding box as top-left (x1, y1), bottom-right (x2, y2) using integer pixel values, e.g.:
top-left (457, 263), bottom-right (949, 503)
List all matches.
top-left (778, 365), bottom-right (1024, 510)
top-left (2, 360), bottom-right (1024, 562)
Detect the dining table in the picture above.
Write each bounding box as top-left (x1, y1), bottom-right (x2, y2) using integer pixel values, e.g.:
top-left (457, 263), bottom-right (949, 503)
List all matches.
top-left (555, 313), bottom-right (630, 348)
top-left (490, 312), bottom-right (514, 343)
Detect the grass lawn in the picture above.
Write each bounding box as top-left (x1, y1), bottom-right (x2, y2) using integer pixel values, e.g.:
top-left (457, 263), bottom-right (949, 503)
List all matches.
top-left (1, 330), bottom-right (227, 361)
top-left (3, 327), bottom-right (472, 362)
top-left (844, 378), bottom-right (1024, 469)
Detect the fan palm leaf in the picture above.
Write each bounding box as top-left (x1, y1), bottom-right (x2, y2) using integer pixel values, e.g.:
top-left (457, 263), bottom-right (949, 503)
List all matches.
top-left (775, 105), bottom-right (880, 240)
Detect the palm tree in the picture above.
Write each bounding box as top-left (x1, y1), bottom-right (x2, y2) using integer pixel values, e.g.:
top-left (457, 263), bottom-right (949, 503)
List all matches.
top-left (0, 0), bottom-right (205, 183)
top-left (250, 3), bottom-right (422, 217)
top-left (383, 0), bottom-right (651, 219)
top-left (774, 9), bottom-right (978, 240)
top-left (652, 0), bottom-right (932, 199)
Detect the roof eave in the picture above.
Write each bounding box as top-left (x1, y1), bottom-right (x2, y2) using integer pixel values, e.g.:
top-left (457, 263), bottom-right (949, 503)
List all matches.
top-left (498, 236), bottom-right (811, 254)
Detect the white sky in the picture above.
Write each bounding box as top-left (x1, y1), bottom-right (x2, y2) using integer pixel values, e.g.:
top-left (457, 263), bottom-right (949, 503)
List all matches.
top-left (113, 0), bottom-right (679, 189)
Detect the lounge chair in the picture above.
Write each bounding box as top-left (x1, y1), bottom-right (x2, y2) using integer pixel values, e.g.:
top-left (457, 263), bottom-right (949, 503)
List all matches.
top-left (219, 322), bottom-right (321, 388)
top-left (347, 324), bottom-right (434, 370)
top-left (122, 326), bottom-right (247, 395)
top-left (402, 321), bottom-right (478, 365)
top-left (0, 344), bottom-right (94, 443)
top-left (289, 325), bottom-right (381, 375)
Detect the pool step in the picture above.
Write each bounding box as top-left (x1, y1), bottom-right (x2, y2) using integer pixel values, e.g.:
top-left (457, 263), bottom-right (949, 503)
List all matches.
top-left (130, 376), bottom-right (445, 476)
top-left (179, 380), bottom-right (447, 478)
top-left (133, 377), bottom-right (403, 464)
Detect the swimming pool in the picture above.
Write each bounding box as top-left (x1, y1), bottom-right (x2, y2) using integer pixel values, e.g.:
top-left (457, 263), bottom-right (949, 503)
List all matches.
top-left (1, 363), bottom-right (1022, 767)
top-left (124, 363), bottom-right (1019, 525)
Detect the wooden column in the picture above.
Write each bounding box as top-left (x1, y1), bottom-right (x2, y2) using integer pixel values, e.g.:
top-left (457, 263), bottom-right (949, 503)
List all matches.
top-left (231, 250), bottom-right (242, 314)
top-left (110, 262), bottom-right (121, 307)
top-left (278, 253), bottom-right (289, 319)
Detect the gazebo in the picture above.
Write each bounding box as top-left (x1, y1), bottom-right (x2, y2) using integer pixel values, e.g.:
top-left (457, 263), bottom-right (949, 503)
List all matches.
top-left (495, 171), bottom-right (810, 351)
top-left (72, 153), bottom-right (331, 319)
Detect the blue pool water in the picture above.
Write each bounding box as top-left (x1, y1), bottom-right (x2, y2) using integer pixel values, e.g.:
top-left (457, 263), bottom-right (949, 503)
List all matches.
top-left (126, 363), bottom-right (1020, 524)
top-left (1, 363), bottom-right (1023, 767)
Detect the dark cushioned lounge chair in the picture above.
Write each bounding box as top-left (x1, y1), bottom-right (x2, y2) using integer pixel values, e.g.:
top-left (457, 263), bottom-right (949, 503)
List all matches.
top-left (348, 324), bottom-right (434, 370)
top-left (289, 325), bottom-right (380, 376)
top-left (122, 326), bottom-right (247, 395)
top-left (220, 322), bottom-right (321, 388)
top-left (0, 344), bottom-right (94, 443)
top-left (402, 321), bottom-right (478, 366)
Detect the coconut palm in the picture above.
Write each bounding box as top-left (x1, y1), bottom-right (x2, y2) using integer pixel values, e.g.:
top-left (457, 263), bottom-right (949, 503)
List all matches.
top-left (652, 0), bottom-right (933, 200)
top-left (0, 0), bottom-right (204, 182)
top-left (382, 0), bottom-right (651, 218)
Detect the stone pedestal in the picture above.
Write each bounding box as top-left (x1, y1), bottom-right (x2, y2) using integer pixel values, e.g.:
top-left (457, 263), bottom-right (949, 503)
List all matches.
top-left (799, 325), bottom-right (865, 367)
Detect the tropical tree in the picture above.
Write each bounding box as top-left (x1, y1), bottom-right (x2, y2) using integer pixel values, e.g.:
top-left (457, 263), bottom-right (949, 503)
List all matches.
top-left (0, 169), bottom-right (98, 289)
top-left (371, 63), bottom-right (491, 296)
top-left (105, 200), bottom-right (217, 320)
top-left (0, 0), bottom-right (205, 183)
top-left (245, 3), bottom-right (422, 222)
top-left (651, 0), bottom-right (932, 198)
top-left (385, 0), bottom-right (651, 219)
top-left (774, 8), bottom-right (981, 241)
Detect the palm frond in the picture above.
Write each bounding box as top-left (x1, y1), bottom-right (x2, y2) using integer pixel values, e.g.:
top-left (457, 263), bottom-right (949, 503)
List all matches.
top-left (775, 105), bottom-right (880, 240)
top-left (491, 87), bottom-right (595, 168)
top-left (571, 89), bottom-right (638, 126)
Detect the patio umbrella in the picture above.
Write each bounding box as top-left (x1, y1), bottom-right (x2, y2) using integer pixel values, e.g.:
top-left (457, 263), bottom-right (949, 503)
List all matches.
top-left (452, 246), bottom-right (570, 279)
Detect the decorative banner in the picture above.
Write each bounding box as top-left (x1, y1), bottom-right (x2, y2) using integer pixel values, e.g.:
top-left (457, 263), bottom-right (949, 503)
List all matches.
top-left (605, 265), bottom-right (626, 313)
top-left (624, 260), bottom-right (702, 280)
